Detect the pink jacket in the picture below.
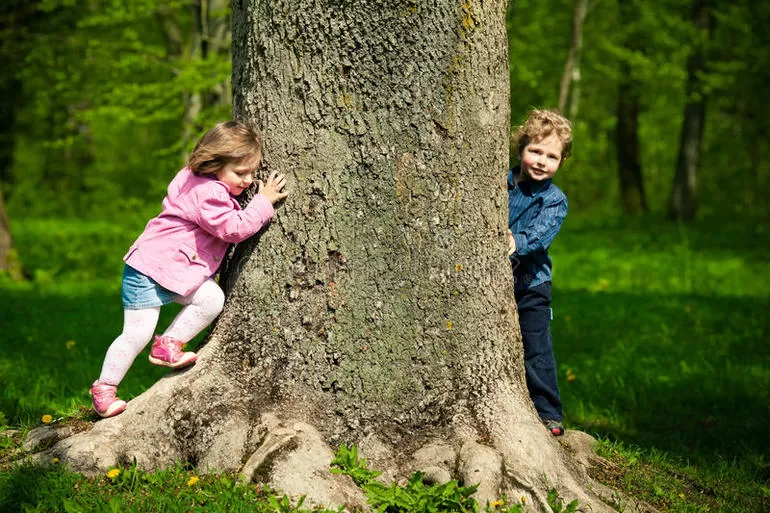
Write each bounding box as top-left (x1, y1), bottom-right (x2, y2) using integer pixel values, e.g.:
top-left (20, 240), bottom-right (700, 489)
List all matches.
top-left (124, 167), bottom-right (274, 296)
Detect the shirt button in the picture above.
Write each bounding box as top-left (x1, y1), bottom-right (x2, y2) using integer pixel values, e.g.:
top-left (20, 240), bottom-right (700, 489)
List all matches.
top-left (214, 256), bottom-right (220, 262)
top-left (191, 254), bottom-right (197, 261)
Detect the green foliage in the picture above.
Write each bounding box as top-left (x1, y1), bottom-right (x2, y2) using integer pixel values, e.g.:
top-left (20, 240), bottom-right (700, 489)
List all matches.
top-left (546, 489), bottom-right (578, 513)
top-left (1, 0), bottom-right (231, 221)
top-left (1, 0), bottom-right (768, 227)
top-left (506, 0), bottom-right (770, 220)
top-left (330, 444), bottom-right (383, 486)
top-left (332, 444), bottom-right (480, 513)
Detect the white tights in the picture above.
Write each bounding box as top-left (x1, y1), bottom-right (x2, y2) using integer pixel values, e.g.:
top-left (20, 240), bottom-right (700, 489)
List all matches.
top-left (98, 279), bottom-right (225, 386)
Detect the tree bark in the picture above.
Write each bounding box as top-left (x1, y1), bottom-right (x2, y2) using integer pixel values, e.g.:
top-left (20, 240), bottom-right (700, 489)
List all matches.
top-left (32, 2), bottom-right (623, 511)
top-left (670, 0), bottom-right (711, 222)
top-left (616, 0), bottom-right (647, 215)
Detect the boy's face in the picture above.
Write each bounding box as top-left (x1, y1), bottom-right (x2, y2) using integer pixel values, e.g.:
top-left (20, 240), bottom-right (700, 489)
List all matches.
top-left (215, 157), bottom-right (261, 196)
top-left (520, 133), bottom-right (564, 182)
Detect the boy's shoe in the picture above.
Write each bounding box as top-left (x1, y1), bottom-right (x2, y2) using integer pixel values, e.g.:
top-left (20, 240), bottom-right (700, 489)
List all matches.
top-left (149, 335), bottom-right (198, 369)
top-left (89, 381), bottom-right (127, 418)
top-left (543, 419), bottom-right (565, 436)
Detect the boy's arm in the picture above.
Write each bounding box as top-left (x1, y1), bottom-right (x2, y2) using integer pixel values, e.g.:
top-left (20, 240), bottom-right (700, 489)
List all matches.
top-left (510, 196), bottom-right (567, 257)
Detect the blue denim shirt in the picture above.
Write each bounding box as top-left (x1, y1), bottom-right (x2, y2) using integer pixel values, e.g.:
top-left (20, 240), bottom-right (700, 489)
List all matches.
top-left (508, 167), bottom-right (567, 291)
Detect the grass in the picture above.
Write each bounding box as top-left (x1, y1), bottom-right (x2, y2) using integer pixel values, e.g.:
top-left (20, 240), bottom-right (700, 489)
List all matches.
top-left (1, 214), bottom-right (768, 512)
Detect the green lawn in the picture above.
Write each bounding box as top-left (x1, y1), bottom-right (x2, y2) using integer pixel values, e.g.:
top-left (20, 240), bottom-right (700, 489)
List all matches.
top-left (0, 215), bottom-right (768, 512)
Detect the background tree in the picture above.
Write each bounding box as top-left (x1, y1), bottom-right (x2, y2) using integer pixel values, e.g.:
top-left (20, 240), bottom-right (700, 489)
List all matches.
top-left (558, 0), bottom-right (588, 119)
top-left (38, 1), bottom-right (622, 511)
top-left (0, 190), bottom-right (12, 275)
top-left (615, 0), bottom-right (647, 214)
top-left (159, 0), bottom-right (232, 151)
top-left (670, 0), bottom-right (712, 221)
top-left (0, 0), bottom-right (34, 278)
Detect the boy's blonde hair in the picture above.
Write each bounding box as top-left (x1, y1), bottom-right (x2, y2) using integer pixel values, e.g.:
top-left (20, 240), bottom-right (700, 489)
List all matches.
top-left (511, 108), bottom-right (573, 162)
top-left (188, 120), bottom-right (262, 175)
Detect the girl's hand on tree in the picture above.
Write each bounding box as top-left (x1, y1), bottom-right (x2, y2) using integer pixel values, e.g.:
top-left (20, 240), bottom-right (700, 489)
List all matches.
top-left (258, 171), bottom-right (289, 204)
top-left (507, 230), bottom-right (516, 256)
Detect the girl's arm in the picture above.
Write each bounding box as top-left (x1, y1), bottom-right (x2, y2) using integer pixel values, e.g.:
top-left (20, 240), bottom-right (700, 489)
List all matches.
top-left (195, 188), bottom-right (275, 243)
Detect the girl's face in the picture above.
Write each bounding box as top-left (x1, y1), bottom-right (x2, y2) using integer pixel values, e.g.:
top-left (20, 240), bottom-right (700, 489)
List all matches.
top-left (215, 158), bottom-right (260, 196)
top-left (520, 133), bottom-right (564, 182)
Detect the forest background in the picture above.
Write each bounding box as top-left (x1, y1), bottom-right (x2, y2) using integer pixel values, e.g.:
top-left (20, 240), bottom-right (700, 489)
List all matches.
top-left (3, 0), bottom-right (770, 231)
top-left (0, 1), bottom-right (768, 512)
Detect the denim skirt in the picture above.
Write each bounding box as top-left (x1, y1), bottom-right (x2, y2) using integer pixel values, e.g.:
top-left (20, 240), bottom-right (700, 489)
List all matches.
top-left (121, 265), bottom-right (182, 310)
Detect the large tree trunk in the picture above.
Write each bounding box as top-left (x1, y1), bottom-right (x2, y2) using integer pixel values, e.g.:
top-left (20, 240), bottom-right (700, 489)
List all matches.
top-left (31, 2), bottom-right (624, 511)
top-left (670, 0), bottom-right (711, 222)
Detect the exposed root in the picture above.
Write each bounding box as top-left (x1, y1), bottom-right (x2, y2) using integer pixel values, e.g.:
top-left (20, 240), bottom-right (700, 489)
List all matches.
top-left (458, 441), bottom-right (503, 507)
top-left (410, 441), bottom-right (456, 484)
top-left (240, 414), bottom-right (369, 510)
top-left (15, 369), bottom-right (632, 513)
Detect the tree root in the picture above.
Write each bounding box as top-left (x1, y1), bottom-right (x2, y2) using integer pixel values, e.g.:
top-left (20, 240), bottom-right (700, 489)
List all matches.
top-left (15, 365), bottom-right (639, 512)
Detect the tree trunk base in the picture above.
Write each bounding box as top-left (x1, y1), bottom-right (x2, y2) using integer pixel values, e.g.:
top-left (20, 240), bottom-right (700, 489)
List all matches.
top-left (17, 360), bottom-right (656, 513)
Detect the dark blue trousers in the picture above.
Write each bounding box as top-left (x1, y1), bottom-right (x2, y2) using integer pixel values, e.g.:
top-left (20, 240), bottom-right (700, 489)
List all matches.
top-left (515, 282), bottom-right (563, 421)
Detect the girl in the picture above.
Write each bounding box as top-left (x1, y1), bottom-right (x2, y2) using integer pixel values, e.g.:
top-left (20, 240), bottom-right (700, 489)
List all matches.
top-left (90, 120), bottom-right (288, 418)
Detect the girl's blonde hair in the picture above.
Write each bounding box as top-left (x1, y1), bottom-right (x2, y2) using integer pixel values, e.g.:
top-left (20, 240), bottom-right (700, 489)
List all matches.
top-left (511, 108), bottom-right (573, 162)
top-left (187, 121), bottom-right (262, 175)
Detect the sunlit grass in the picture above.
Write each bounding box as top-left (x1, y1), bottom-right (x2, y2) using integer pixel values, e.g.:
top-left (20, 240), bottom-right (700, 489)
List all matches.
top-left (0, 279), bottom-right (186, 426)
top-left (1, 214), bottom-right (768, 511)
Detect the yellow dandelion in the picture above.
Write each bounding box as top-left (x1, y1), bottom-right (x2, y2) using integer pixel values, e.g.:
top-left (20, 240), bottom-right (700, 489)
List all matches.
top-left (187, 476), bottom-right (200, 486)
top-left (454, 263), bottom-right (463, 272)
top-left (66, 340), bottom-right (76, 350)
top-left (490, 499), bottom-right (504, 508)
top-left (41, 414), bottom-right (53, 424)
top-left (566, 369), bottom-right (576, 383)
top-left (521, 496), bottom-right (527, 504)
top-left (52, 457), bottom-right (60, 464)
top-left (446, 320), bottom-right (454, 330)
top-left (106, 468), bottom-right (121, 479)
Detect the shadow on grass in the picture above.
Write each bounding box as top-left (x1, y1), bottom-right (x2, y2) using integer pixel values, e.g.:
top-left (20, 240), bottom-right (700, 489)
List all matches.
top-left (0, 463), bottom-right (83, 512)
top-left (2, 278), bottom-right (768, 470)
top-left (553, 287), bottom-right (770, 464)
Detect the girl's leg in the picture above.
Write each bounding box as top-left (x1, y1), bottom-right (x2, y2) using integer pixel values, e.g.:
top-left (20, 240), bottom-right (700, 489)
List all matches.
top-left (98, 307), bottom-right (161, 385)
top-left (164, 279), bottom-right (225, 343)
top-left (148, 279), bottom-right (224, 368)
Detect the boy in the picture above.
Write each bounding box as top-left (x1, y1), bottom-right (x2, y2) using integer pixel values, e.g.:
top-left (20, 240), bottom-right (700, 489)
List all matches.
top-left (507, 108), bottom-right (572, 436)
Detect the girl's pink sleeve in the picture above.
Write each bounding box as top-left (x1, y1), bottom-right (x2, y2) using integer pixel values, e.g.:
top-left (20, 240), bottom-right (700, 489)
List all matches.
top-left (195, 189), bottom-right (275, 243)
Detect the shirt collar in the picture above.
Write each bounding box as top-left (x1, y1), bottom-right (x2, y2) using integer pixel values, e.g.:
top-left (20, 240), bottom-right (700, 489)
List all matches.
top-left (508, 166), bottom-right (552, 196)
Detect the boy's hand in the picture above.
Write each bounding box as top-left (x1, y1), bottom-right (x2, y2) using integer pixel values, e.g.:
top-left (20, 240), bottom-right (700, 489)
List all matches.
top-left (507, 230), bottom-right (516, 256)
top-left (258, 171), bottom-right (289, 205)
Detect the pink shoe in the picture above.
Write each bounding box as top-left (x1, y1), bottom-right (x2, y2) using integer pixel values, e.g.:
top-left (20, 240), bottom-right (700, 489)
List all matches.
top-left (89, 381), bottom-right (127, 418)
top-left (149, 335), bottom-right (198, 369)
